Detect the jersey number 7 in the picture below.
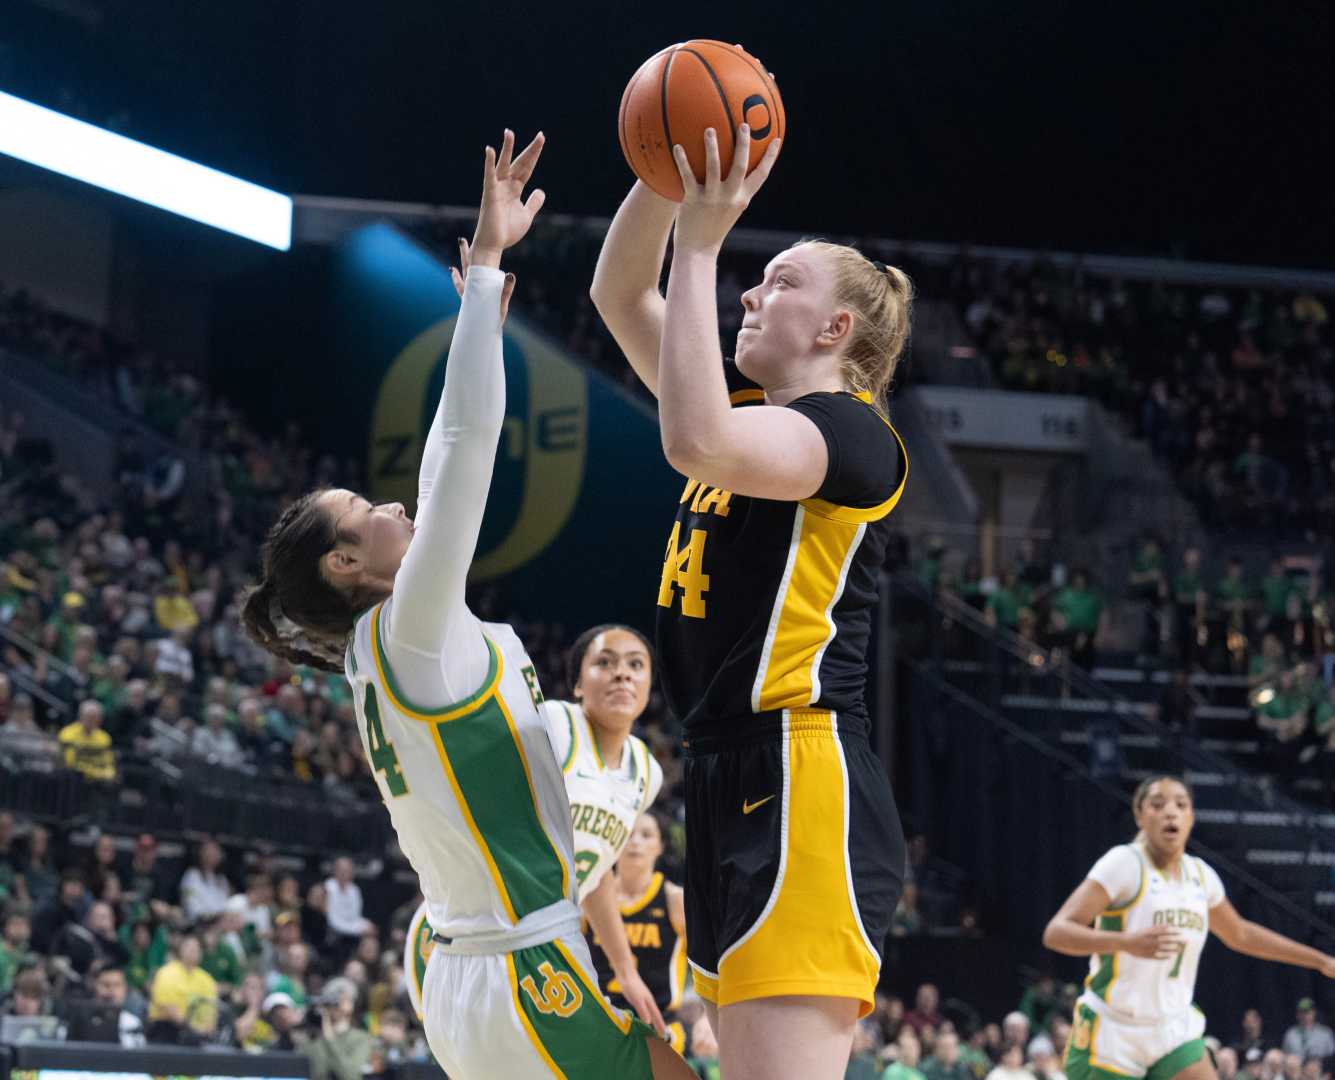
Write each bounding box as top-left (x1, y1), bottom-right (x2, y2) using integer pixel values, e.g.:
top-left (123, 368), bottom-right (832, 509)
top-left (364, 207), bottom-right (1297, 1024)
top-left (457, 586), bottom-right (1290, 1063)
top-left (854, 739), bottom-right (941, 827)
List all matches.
top-left (658, 522), bottom-right (710, 618)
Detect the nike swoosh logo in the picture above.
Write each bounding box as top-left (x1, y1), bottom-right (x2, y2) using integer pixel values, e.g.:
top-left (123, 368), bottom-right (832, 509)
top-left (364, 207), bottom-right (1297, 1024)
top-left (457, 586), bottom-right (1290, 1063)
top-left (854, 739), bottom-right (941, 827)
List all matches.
top-left (742, 795), bottom-right (775, 815)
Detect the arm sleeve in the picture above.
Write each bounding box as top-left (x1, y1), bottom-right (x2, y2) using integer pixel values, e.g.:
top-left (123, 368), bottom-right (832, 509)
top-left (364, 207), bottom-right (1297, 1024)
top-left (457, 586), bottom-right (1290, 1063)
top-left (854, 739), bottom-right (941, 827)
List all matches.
top-left (1200, 858), bottom-right (1226, 907)
top-left (380, 267), bottom-right (507, 703)
top-left (540, 701), bottom-right (575, 772)
top-left (787, 393), bottom-right (902, 509)
top-left (1086, 845), bottom-right (1142, 909)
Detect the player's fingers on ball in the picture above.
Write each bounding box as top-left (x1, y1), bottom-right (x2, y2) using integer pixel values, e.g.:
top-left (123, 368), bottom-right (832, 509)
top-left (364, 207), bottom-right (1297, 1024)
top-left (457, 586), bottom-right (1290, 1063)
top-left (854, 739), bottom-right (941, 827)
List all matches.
top-left (728, 124), bottom-right (751, 183)
top-left (703, 127), bottom-right (722, 185)
top-left (671, 145), bottom-right (695, 191)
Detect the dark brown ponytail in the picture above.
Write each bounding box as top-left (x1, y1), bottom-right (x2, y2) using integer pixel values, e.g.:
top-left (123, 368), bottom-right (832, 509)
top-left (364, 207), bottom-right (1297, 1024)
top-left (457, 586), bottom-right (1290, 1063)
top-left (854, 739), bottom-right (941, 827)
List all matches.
top-left (241, 490), bottom-right (386, 674)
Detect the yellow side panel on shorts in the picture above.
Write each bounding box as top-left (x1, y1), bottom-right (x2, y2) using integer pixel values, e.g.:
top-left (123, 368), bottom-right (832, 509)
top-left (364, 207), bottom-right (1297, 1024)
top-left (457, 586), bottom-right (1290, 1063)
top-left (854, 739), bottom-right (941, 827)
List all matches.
top-left (718, 713), bottom-right (879, 1013)
top-left (506, 951), bottom-right (567, 1079)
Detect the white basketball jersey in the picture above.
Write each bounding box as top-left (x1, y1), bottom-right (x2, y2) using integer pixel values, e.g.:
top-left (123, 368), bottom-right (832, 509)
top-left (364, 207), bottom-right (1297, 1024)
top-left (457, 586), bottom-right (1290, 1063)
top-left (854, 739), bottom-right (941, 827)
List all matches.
top-left (347, 604), bottom-right (578, 941)
top-left (540, 701), bottom-right (663, 900)
top-left (1080, 843), bottom-right (1225, 1022)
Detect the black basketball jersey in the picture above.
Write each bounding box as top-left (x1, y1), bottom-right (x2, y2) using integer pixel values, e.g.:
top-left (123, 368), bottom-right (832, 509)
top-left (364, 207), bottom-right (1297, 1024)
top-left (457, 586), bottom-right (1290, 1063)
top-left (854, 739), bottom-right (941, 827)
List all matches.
top-left (588, 871), bottom-right (686, 1012)
top-left (655, 360), bottom-right (908, 737)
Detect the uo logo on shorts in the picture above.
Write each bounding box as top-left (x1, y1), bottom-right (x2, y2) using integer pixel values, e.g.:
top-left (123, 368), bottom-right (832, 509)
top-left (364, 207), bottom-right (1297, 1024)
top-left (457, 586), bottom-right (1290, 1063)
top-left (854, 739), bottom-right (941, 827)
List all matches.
top-left (369, 316), bottom-right (588, 581)
top-left (520, 961), bottom-right (583, 1018)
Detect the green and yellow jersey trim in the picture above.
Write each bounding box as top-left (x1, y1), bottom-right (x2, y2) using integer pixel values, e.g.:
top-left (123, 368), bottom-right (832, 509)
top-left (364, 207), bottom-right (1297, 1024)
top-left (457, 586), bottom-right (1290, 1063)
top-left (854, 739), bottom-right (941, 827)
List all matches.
top-left (369, 603), bottom-right (501, 721)
top-left (1085, 845), bottom-right (1147, 1004)
top-left (368, 603), bottom-right (571, 923)
top-left (560, 703), bottom-right (580, 774)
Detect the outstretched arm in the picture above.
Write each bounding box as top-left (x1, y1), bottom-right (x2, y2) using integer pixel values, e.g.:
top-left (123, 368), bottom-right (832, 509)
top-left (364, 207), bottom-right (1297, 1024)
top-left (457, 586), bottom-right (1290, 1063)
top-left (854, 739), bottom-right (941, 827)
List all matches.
top-left (383, 131), bottom-right (546, 700)
top-left (416, 244), bottom-right (517, 511)
top-left (1210, 899), bottom-right (1335, 975)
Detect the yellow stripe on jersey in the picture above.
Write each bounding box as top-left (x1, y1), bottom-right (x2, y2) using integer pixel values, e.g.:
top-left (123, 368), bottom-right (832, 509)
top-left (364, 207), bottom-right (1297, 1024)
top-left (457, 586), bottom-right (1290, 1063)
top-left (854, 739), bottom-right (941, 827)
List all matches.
top-left (753, 510), bottom-right (866, 712)
top-left (427, 696), bottom-right (521, 925)
top-left (495, 691), bottom-right (572, 902)
top-left (369, 604), bottom-right (502, 722)
top-left (620, 872), bottom-right (664, 917)
top-left (581, 709), bottom-right (607, 770)
top-left (560, 703), bottom-right (579, 774)
top-left (669, 933), bottom-right (688, 1011)
top-left (799, 418), bottom-right (909, 525)
top-left (636, 739), bottom-right (653, 812)
top-left (729, 388), bottom-right (766, 405)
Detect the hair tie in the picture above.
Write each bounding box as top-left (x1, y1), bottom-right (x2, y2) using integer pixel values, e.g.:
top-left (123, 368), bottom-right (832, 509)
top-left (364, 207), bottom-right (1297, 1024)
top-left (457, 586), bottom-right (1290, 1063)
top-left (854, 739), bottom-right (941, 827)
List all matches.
top-left (269, 595), bottom-right (341, 665)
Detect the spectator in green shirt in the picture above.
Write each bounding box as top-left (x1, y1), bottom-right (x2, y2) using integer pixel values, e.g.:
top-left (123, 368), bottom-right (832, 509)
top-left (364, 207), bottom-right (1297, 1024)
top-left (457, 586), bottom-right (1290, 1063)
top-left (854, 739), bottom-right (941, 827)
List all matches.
top-left (847, 1020), bottom-right (885, 1080)
top-left (1051, 570), bottom-right (1104, 670)
top-left (986, 571), bottom-right (1029, 631)
top-left (304, 977), bottom-right (374, 1080)
top-left (1249, 634), bottom-right (1288, 689)
top-left (883, 1028), bottom-right (928, 1080)
top-left (1171, 547), bottom-right (1207, 667)
top-left (121, 918), bottom-right (170, 993)
top-left (92, 655), bottom-right (131, 722)
top-left (1127, 536), bottom-right (1168, 660)
top-left (200, 915), bottom-right (245, 992)
top-left (924, 1030), bottom-right (977, 1080)
top-left (0, 910), bottom-right (35, 993)
top-left (1256, 670), bottom-right (1308, 777)
top-left (1018, 973), bottom-right (1060, 1032)
top-left (1216, 557), bottom-right (1255, 632)
top-left (1260, 558), bottom-right (1295, 625)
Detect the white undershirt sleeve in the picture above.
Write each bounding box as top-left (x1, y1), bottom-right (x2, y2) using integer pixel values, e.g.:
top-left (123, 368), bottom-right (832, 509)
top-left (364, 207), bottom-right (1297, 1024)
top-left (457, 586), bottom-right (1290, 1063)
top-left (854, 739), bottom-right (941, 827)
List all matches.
top-left (540, 701), bottom-right (575, 770)
top-left (380, 266), bottom-right (507, 705)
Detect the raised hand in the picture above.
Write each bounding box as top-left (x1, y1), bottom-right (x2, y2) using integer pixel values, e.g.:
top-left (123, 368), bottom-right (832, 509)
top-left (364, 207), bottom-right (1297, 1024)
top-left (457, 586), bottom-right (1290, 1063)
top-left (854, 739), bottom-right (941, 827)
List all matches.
top-left (470, 129), bottom-right (547, 268)
top-left (450, 237), bottom-right (517, 323)
top-left (670, 123), bottom-right (781, 256)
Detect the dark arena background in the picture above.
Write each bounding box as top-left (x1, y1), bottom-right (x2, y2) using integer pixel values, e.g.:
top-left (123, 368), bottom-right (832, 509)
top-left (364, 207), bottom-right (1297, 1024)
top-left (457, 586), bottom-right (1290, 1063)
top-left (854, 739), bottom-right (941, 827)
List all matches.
top-left (1, 0), bottom-right (1334, 1076)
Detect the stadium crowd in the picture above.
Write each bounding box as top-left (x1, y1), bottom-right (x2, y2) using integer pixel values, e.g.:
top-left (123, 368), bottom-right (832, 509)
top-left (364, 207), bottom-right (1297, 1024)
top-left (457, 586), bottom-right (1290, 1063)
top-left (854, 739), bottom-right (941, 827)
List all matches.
top-left (916, 528), bottom-right (1335, 795)
top-left (4, 238), bottom-right (1335, 1071)
top-left (951, 254), bottom-right (1335, 538)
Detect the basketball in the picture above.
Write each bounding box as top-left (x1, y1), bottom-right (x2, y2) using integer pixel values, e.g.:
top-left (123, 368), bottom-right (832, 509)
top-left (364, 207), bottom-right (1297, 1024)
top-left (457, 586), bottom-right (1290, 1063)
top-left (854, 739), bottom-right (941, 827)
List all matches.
top-left (618, 40), bottom-right (786, 202)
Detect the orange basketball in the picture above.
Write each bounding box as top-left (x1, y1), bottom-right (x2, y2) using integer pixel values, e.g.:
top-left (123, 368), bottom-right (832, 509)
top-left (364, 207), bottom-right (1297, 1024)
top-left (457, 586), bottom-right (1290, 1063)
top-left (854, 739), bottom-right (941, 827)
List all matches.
top-left (618, 40), bottom-right (786, 202)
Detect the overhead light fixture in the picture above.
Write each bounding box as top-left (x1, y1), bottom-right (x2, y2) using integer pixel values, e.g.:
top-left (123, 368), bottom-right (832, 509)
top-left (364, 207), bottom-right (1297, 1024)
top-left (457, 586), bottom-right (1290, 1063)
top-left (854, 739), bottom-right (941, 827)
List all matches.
top-left (0, 89), bottom-right (292, 250)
